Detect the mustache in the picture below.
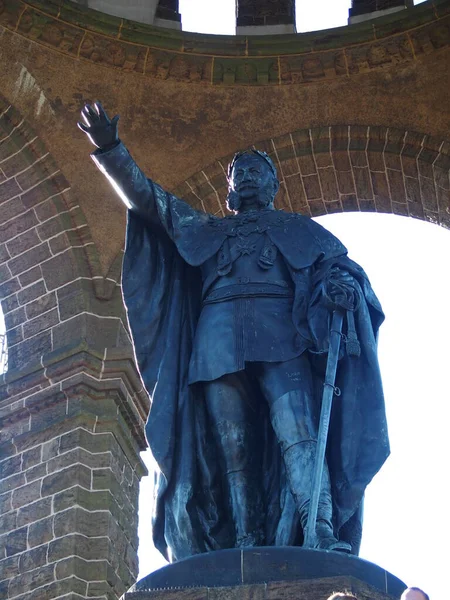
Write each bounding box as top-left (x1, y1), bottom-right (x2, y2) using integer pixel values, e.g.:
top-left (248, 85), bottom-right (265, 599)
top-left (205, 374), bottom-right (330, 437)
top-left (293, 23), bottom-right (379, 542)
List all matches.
top-left (226, 189), bottom-right (273, 211)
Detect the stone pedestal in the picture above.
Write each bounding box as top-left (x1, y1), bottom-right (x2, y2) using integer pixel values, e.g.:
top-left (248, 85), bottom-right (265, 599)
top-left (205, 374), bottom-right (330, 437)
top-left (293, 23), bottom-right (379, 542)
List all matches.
top-left (125, 548), bottom-right (406, 600)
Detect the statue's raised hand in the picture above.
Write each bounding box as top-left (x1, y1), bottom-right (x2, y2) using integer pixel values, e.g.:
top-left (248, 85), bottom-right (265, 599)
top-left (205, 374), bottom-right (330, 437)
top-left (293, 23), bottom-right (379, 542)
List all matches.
top-left (78, 102), bottom-right (119, 150)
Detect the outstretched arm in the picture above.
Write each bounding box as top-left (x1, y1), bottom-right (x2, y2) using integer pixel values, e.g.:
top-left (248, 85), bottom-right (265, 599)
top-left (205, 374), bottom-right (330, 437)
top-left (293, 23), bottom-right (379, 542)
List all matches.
top-left (78, 102), bottom-right (161, 226)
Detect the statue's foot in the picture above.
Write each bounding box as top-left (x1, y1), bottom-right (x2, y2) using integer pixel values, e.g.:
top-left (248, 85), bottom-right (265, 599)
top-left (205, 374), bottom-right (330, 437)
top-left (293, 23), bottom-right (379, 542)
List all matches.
top-left (315, 537), bottom-right (352, 553)
top-left (314, 521), bottom-right (352, 553)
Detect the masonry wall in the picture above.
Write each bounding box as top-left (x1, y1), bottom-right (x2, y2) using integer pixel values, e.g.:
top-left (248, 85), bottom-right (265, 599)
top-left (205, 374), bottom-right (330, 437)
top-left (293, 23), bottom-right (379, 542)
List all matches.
top-left (0, 99), bottom-right (149, 600)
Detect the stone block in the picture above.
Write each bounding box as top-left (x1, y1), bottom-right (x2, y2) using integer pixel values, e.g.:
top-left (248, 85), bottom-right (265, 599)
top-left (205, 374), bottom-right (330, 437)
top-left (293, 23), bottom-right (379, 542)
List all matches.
top-left (308, 199), bottom-right (326, 217)
top-left (318, 168), bottom-right (339, 201)
top-left (12, 480), bottom-right (41, 509)
top-left (0, 177), bottom-right (21, 204)
top-left (302, 174), bottom-right (321, 200)
top-left (15, 155), bottom-right (59, 193)
top-left (0, 454), bottom-right (22, 479)
top-left (4, 306), bottom-right (25, 331)
top-left (2, 292), bottom-right (19, 313)
top-left (23, 290), bottom-right (56, 319)
top-left (0, 209), bottom-right (39, 245)
top-left (0, 242), bottom-right (11, 264)
top-left (7, 324), bottom-right (23, 345)
top-left (0, 554), bottom-right (20, 580)
top-left (48, 532), bottom-right (109, 562)
top-left (336, 170), bottom-right (356, 195)
top-left (41, 464), bottom-right (92, 497)
top-left (420, 176), bottom-right (438, 212)
top-left (40, 246), bottom-right (90, 290)
top-left (28, 516), bottom-right (54, 548)
top-left (25, 462), bottom-right (47, 483)
top-left (5, 526), bottom-right (27, 556)
top-left (18, 545), bottom-right (48, 573)
top-left (0, 491), bottom-right (12, 513)
top-left (0, 276), bottom-right (21, 299)
top-left (8, 330), bottom-right (52, 370)
top-left (17, 497), bottom-right (52, 527)
top-left (47, 447), bottom-right (111, 474)
top-left (55, 555), bottom-right (108, 582)
top-left (354, 166), bottom-right (374, 200)
top-left (386, 169), bottom-right (406, 202)
top-left (19, 265), bottom-right (43, 288)
top-left (42, 437), bottom-right (60, 462)
top-left (22, 307), bottom-right (59, 339)
top-left (6, 228), bottom-right (41, 259)
top-left (0, 510), bottom-right (17, 534)
top-left (8, 563), bottom-right (55, 599)
top-left (0, 472), bottom-right (26, 495)
top-left (21, 176), bottom-right (68, 211)
top-left (53, 506), bottom-right (110, 538)
top-left (8, 242), bottom-right (51, 277)
top-left (22, 445), bottom-right (42, 470)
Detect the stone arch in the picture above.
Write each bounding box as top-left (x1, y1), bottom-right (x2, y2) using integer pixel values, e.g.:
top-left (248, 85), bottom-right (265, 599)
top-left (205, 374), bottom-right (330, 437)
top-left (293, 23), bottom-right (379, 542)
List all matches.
top-left (174, 125), bottom-right (450, 229)
top-left (0, 97), bottom-right (130, 375)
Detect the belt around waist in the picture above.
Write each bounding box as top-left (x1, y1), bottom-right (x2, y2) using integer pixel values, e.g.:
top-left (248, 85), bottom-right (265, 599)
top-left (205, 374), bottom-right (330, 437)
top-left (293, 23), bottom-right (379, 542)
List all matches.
top-left (203, 282), bottom-right (294, 304)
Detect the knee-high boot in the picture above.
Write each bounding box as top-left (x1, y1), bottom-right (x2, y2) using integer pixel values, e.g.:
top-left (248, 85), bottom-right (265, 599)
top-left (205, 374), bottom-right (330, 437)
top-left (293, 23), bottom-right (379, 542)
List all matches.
top-left (283, 441), bottom-right (350, 551)
top-left (270, 391), bottom-right (350, 552)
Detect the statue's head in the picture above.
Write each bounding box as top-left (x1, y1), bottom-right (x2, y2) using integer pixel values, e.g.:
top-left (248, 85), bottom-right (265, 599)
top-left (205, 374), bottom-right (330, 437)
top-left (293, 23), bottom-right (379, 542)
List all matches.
top-left (226, 150), bottom-right (280, 213)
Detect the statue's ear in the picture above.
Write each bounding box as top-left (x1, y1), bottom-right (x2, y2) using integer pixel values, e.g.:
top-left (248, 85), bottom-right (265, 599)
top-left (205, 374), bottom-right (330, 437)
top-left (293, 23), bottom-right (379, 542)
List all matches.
top-left (273, 178), bottom-right (280, 196)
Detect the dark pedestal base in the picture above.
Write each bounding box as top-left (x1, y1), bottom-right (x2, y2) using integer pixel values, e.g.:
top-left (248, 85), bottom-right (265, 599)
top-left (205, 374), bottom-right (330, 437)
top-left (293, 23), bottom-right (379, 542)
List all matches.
top-left (125, 547), bottom-right (405, 600)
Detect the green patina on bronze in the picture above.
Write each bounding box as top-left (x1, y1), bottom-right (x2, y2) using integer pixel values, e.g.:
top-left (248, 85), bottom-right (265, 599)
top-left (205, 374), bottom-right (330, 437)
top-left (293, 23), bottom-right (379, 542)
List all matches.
top-left (0, 0), bottom-right (450, 84)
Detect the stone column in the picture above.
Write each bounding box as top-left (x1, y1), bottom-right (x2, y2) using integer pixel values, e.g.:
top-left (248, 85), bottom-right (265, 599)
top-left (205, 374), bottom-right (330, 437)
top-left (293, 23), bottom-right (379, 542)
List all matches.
top-left (0, 100), bottom-right (149, 600)
top-left (348, 0), bottom-right (414, 25)
top-left (236, 0), bottom-right (296, 36)
top-left (155, 0), bottom-right (181, 30)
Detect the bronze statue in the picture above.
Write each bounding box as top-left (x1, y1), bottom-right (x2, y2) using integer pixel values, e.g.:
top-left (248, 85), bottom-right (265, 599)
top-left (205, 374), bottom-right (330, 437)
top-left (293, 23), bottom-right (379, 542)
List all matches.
top-left (79, 102), bottom-right (389, 561)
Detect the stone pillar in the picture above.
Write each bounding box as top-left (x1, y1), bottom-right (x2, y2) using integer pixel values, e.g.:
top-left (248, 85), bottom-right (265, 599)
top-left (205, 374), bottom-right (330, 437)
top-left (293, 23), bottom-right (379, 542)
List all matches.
top-left (0, 349), bottom-right (148, 599)
top-left (236, 0), bottom-right (296, 36)
top-left (348, 0), bottom-right (414, 25)
top-left (0, 100), bottom-right (149, 600)
top-left (155, 0), bottom-right (182, 30)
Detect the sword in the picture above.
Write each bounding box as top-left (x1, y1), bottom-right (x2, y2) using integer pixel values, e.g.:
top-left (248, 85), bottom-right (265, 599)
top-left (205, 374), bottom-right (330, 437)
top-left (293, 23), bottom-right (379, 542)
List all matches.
top-left (303, 308), bottom-right (344, 549)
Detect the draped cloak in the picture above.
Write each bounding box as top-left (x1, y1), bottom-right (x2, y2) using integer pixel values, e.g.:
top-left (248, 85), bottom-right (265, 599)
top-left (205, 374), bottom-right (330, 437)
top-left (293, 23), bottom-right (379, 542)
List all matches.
top-left (94, 144), bottom-right (390, 561)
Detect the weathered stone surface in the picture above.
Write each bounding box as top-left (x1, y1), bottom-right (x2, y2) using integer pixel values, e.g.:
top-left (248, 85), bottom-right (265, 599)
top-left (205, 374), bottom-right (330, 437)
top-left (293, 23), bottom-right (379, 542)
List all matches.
top-left (12, 480), bottom-right (41, 509)
top-left (18, 545), bottom-right (48, 573)
top-left (17, 498), bottom-right (52, 527)
top-left (5, 526), bottom-right (27, 557)
top-left (41, 464), bottom-right (92, 497)
top-left (28, 516), bottom-right (54, 548)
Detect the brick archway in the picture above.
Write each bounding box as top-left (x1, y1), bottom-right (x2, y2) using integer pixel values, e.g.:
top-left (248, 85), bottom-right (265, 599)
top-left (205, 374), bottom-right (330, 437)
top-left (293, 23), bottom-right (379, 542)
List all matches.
top-left (0, 98), bottom-right (147, 600)
top-left (174, 125), bottom-right (450, 229)
top-left (0, 99), bottom-right (131, 372)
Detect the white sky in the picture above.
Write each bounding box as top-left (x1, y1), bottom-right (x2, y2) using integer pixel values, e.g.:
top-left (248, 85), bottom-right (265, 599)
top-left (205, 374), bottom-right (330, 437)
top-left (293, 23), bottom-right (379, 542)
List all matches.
top-left (137, 3), bottom-right (448, 600)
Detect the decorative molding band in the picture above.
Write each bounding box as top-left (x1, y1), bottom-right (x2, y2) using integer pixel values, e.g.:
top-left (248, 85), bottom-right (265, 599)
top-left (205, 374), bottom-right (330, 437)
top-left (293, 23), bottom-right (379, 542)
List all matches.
top-left (0, 0), bottom-right (449, 85)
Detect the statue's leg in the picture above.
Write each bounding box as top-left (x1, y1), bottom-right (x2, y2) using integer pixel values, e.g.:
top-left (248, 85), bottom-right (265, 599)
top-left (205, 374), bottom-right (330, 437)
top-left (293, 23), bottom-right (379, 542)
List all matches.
top-left (257, 356), bottom-right (350, 552)
top-left (204, 372), bottom-right (264, 548)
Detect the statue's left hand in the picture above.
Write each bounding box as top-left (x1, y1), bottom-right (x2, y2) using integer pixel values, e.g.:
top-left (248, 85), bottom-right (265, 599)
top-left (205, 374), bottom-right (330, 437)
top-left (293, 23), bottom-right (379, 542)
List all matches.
top-left (77, 102), bottom-right (119, 150)
top-left (325, 268), bottom-right (359, 311)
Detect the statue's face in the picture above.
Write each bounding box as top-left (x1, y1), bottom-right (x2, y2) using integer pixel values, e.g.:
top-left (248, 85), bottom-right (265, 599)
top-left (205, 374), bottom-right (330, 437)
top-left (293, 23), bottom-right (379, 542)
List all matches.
top-left (230, 154), bottom-right (275, 200)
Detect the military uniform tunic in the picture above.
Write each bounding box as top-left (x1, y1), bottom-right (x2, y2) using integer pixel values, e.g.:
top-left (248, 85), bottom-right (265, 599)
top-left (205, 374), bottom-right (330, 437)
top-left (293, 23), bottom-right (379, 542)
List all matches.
top-left (188, 215), bottom-right (306, 383)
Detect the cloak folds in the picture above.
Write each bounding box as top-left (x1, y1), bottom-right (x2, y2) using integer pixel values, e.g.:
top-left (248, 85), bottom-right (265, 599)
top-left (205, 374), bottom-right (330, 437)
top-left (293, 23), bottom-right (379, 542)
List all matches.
top-left (122, 205), bottom-right (389, 562)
